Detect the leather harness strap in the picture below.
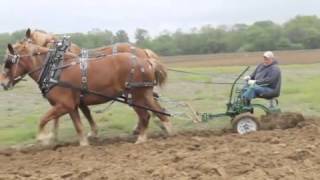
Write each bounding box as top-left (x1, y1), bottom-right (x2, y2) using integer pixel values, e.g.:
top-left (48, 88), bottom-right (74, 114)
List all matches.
top-left (38, 38), bottom-right (70, 96)
top-left (112, 43), bottom-right (118, 54)
top-left (80, 49), bottom-right (89, 94)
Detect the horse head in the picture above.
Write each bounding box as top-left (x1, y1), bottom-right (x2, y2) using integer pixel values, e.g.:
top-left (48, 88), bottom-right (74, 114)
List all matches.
top-left (0, 41), bottom-right (45, 90)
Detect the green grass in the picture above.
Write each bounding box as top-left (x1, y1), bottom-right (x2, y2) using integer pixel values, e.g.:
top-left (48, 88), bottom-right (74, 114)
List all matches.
top-left (0, 63), bottom-right (319, 146)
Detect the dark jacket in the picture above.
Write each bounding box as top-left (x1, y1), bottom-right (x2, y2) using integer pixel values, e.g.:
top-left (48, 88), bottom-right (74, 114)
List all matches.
top-left (250, 60), bottom-right (281, 98)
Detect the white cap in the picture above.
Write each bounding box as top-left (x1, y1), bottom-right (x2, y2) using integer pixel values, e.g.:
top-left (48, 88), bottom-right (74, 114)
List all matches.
top-left (263, 51), bottom-right (274, 59)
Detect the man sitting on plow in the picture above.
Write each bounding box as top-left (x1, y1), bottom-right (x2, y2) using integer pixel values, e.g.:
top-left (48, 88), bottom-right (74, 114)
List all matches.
top-left (242, 51), bottom-right (282, 104)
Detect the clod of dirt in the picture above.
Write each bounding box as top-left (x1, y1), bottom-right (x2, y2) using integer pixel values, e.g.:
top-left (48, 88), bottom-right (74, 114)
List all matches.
top-left (260, 112), bottom-right (305, 130)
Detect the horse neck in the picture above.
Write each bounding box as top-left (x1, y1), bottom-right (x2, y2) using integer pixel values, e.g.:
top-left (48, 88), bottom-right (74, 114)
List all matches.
top-left (70, 44), bottom-right (81, 55)
top-left (32, 32), bottom-right (55, 47)
top-left (26, 54), bottom-right (46, 83)
top-left (27, 52), bottom-right (77, 83)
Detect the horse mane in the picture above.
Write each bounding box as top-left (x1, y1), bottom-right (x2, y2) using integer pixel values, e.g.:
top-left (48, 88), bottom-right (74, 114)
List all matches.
top-left (31, 29), bottom-right (57, 47)
top-left (33, 29), bottom-right (49, 34)
top-left (27, 43), bottom-right (77, 59)
top-left (144, 49), bottom-right (159, 59)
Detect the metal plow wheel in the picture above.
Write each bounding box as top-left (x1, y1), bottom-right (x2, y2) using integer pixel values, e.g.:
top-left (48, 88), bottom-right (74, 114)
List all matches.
top-left (232, 113), bottom-right (260, 134)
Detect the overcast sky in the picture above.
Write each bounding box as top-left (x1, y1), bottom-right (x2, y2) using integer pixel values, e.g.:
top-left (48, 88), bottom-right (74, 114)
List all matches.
top-left (1, 0), bottom-right (320, 39)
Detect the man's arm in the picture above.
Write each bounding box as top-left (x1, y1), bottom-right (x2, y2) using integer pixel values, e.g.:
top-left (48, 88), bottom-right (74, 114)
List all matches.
top-left (250, 65), bottom-right (259, 80)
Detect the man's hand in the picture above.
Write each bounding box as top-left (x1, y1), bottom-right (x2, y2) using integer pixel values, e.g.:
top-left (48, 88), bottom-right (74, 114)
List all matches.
top-left (248, 80), bottom-right (256, 85)
top-left (243, 75), bottom-right (251, 81)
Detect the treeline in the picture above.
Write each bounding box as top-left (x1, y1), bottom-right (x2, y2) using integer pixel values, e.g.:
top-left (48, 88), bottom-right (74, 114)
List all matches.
top-left (1, 15), bottom-right (320, 59)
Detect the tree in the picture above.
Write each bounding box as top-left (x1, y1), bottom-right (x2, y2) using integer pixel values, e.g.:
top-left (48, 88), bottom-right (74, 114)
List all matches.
top-left (284, 16), bottom-right (320, 49)
top-left (113, 30), bottom-right (129, 43)
top-left (1, 15), bottom-right (320, 59)
top-left (135, 28), bottom-right (150, 46)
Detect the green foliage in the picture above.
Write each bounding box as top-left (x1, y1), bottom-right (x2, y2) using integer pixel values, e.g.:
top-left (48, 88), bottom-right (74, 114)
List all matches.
top-left (113, 30), bottom-right (129, 43)
top-left (135, 28), bottom-right (150, 47)
top-left (0, 30), bottom-right (26, 62)
top-left (66, 29), bottom-right (114, 49)
top-left (147, 16), bottom-right (320, 55)
top-left (284, 15), bottom-right (320, 49)
top-left (1, 15), bottom-right (320, 59)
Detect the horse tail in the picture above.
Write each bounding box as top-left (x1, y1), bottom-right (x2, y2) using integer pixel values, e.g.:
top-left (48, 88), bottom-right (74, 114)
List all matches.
top-left (144, 49), bottom-right (159, 59)
top-left (144, 49), bottom-right (167, 87)
top-left (154, 60), bottom-right (168, 87)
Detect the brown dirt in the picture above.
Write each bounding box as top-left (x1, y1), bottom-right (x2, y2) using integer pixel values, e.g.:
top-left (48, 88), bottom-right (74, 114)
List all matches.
top-left (0, 114), bottom-right (320, 180)
top-left (260, 112), bottom-right (306, 130)
top-left (162, 49), bottom-right (320, 67)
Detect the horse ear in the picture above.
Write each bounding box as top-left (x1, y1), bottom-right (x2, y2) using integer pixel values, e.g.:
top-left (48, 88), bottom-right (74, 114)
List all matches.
top-left (26, 28), bottom-right (31, 38)
top-left (7, 44), bottom-right (14, 55)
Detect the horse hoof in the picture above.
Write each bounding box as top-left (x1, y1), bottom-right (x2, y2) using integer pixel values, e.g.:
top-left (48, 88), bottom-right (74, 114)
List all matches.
top-left (135, 135), bottom-right (147, 144)
top-left (37, 132), bottom-right (55, 146)
top-left (135, 139), bottom-right (147, 144)
top-left (87, 132), bottom-right (98, 138)
top-left (162, 121), bottom-right (174, 136)
top-left (80, 142), bottom-right (90, 146)
top-left (80, 138), bottom-right (90, 146)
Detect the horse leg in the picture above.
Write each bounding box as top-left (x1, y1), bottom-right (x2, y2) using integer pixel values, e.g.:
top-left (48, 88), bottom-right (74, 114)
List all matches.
top-left (132, 99), bottom-right (163, 135)
top-left (131, 91), bottom-right (161, 135)
top-left (132, 117), bottom-right (144, 135)
top-left (79, 104), bottom-right (98, 138)
top-left (51, 118), bottom-right (59, 142)
top-left (37, 105), bottom-right (68, 145)
top-left (131, 94), bottom-right (151, 144)
top-left (69, 108), bottom-right (89, 146)
top-left (144, 91), bottom-right (173, 136)
top-left (133, 107), bottom-right (151, 144)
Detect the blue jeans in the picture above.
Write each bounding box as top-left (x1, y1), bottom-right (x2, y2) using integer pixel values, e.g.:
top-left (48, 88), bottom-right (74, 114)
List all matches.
top-left (242, 85), bottom-right (274, 101)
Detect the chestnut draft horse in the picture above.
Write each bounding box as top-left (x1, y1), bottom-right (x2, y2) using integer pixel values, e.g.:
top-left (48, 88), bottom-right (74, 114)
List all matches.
top-left (0, 41), bottom-right (172, 146)
top-left (25, 28), bottom-right (167, 136)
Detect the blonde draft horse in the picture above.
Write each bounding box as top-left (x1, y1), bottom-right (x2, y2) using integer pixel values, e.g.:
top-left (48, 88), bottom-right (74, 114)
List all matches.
top-left (25, 28), bottom-right (167, 137)
top-left (25, 28), bottom-right (163, 77)
top-left (26, 29), bottom-right (82, 55)
top-left (0, 41), bottom-right (172, 146)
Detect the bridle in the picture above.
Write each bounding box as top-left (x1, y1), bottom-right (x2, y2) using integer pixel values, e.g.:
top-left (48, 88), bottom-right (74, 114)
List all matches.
top-left (2, 50), bottom-right (44, 87)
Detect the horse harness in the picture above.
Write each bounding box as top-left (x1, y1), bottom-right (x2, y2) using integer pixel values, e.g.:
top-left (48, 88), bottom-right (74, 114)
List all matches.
top-left (79, 49), bottom-right (89, 95)
top-left (38, 38), bottom-right (70, 95)
top-left (111, 43), bottom-right (156, 104)
top-left (39, 40), bottom-right (156, 104)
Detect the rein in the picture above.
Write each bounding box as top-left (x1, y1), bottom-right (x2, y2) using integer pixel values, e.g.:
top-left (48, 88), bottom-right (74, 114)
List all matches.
top-left (6, 41), bottom-right (171, 116)
top-left (8, 50), bottom-right (115, 83)
top-left (13, 66), bottom-right (42, 82)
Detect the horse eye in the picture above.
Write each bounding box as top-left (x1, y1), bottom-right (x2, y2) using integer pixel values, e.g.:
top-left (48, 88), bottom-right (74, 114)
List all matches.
top-left (4, 60), bottom-right (12, 69)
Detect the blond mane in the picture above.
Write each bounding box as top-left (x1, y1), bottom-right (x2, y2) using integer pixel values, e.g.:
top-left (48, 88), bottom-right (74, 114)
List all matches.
top-left (31, 30), bottom-right (57, 47)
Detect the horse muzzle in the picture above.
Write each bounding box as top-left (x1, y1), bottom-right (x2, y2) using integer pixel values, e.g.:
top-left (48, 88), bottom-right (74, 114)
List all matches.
top-left (0, 81), bottom-right (12, 91)
top-left (1, 83), bottom-right (8, 90)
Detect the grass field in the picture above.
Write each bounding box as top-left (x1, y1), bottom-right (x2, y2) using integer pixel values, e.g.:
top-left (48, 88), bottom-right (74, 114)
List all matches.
top-left (0, 50), bottom-right (319, 146)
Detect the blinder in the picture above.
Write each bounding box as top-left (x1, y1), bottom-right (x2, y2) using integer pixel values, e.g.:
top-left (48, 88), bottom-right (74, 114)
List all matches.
top-left (9, 54), bottom-right (20, 64)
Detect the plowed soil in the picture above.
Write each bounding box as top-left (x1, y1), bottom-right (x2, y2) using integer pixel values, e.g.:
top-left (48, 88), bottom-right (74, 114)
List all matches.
top-left (0, 113), bottom-right (319, 180)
